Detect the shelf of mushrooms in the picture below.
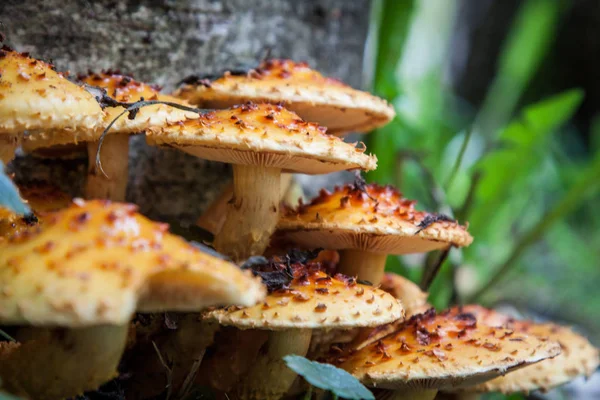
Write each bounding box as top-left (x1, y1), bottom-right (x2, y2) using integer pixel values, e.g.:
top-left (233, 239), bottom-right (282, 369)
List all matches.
top-left (0, 46), bottom-right (597, 400)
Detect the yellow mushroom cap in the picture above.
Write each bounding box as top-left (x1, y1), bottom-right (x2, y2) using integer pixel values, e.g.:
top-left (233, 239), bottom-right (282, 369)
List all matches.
top-left (457, 305), bottom-right (600, 394)
top-left (329, 308), bottom-right (561, 391)
top-left (174, 59), bottom-right (395, 135)
top-left (204, 264), bottom-right (404, 330)
top-left (0, 199), bottom-right (265, 326)
top-left (22, 70), bottom-right (199, 149)
top-left (277, 183), bottom-right (472, 254)
top-left (146, 102), bottom-right (376, 174)
top-left (0, 47), bottom-right (103, 136)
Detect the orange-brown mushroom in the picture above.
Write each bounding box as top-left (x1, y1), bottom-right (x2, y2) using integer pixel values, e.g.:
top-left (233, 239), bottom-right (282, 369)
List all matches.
top-left (328, 308), bottom-right (561, 400)
top-left (277, 182), bottom-right (472, 284)
top-left (0, 199), bottom-right (265, 400)
top-left (175, 59), bottom-right (395, 136)
top-left (147, 103), bottom-right (377, 260)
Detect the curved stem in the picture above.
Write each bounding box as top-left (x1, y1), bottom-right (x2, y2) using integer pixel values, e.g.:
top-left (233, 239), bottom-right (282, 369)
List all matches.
top-left (234, 329), bottom-right (312, 400)
top-left (214, 165), bottom-right (281, 261)
top-left (86, 135), bottom-right (129, 201)
top-left (0, 324), bottom-right (128, 400)
top-left (338, 250), bottom-right (388, 285)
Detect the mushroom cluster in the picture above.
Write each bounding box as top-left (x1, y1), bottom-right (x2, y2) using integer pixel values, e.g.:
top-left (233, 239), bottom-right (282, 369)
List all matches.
top-left (0, 47), bottom-right (597, 400)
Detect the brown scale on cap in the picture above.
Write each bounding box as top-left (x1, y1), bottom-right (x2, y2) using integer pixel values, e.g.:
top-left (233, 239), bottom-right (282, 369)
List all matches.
top-left (453, 305), bottom-right (600, 394)
top-left (328, 308), bottom-right (561, 391)
top-left (147, 102), bottom-right (376, 174)
top-left (0, 199), bottom-right (266, 326)
top-left (204, 262), bottom-right (403, 330)
top-left (175, 59), bottom-right (395, 135)
top-left (278, 182), bottom-right (472, 254)
top-left (0, 47), bottom-right (103, 162)
top-left (23, 70), bottom-right (198, 151)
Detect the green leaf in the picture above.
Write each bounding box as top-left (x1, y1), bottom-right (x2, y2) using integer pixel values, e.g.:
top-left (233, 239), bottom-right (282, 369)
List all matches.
top-left (0, 162), bottom-right (29, 215)
top-left (283, 355), bottom-right (374, 400)
top-left (522, 89), bottom-right (583, 134)
top-left (0, 392), bottom-right (20, 400)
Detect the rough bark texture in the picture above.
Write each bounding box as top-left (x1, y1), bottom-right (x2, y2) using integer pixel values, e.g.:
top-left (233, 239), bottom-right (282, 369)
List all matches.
top-left (1, 0), bottom-right (369, 222)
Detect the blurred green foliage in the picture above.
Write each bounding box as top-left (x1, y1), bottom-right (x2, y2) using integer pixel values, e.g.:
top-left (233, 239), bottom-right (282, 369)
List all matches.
top-left (366, 0), bottom-right (600, 379)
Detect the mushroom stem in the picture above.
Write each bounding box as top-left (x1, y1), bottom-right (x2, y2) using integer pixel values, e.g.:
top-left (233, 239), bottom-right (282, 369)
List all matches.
top-left (85, 134), bottom-right (129, 201)
top-left (380, 389), bottom-right (437, 400)
top-left (0, 324), bottom-right (128, 400)
top-left (338, 250), bottom-right (387, 285)
top-left (214, 165), bottom-right (282, 260)
top-left (0, 135), bottom-right (18, 165)
top-left (198, 173), bottom-right (293, 236)
top-left (235, 329), bottom-right (312, 400)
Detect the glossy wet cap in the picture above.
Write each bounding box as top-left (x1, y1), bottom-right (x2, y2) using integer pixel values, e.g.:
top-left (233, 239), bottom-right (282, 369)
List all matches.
top-left (329, 308), bottom-right (561, 391)
top-left (456, 305), bottom-right (600, 394)
top-left (146, 102), bottom-right (377, 174)
top-left (0, 199), bottom-right (265, 326)
top-left (0, 47), bottom-right (103, 137)
top-left (277, 182), bottom-right (472, 254)
top-left (175, 59), bottom-right (395, 135)
top-left (204, 261), bottom-right (404, 330)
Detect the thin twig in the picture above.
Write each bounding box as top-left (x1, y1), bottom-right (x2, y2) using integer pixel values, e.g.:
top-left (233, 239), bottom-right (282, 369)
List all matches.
top-left (444, 128), bottom-right (473, 191)
top-left (152, 340), bottom-right (173, 400)
top-left (177, 352), bottom-right (205, 399)
top-left (455, 171), bottom-right (482, 222)
top-left (420, 248), bottom-right (451, 291)
top-left (0, 328), bottom-right (16, 342)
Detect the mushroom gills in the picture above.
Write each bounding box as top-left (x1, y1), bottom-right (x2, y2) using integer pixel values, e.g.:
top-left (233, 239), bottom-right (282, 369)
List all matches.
top-left (85, 134), bottom-right (130, 201)
top-left (214, 165), bottom-right (282, 260)
top-left (0, 324), bottom-right (128, 400)
top-left (234, 329), bottom-right (312, 400)
top-left (338, 249), bottom-right (388, 285)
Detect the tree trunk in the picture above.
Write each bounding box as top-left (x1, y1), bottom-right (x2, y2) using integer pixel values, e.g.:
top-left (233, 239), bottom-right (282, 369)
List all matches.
top-left (2, 0), bottom-right (370, 221)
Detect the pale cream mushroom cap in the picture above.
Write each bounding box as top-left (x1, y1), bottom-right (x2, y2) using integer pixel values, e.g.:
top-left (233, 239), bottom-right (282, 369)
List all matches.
top-left (22, 71), bottom-right (199, 149)
top-left (457, 305), bottom-right (600, 394)
top-left (380, 272), bottom-right (429, 317)
top-left (146, 102), bottom-right (377, 174)
top-left (174, 59), bottom-right (395, 135)
top-left (0, 47), bottom-right (103, 136)
top-left (277, 183), bottom-right (472, 254)
top-left (0, 199), bottom-right (265, 326)
top-left (329, 308), bottom-right (561, 391)
top-left (205, 265), bottom-right (404, 330)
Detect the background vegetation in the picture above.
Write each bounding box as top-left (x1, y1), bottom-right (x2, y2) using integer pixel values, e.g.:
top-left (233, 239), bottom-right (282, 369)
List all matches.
top-left (366, 1), bottom-right (600, 397)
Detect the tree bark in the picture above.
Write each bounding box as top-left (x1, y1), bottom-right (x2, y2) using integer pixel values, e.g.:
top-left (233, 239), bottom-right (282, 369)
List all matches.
top-left (2, 0), bottom-right (370, 221)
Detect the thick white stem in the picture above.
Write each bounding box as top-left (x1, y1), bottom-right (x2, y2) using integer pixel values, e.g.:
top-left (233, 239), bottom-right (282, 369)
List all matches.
top-left (214, 165), bottom-right (282, 261)
top-left (85, 135), bottom-right (129, 201)
top-left (0, 324), bottom-right (128, 400)
top-left (235, 329), bottom-right (312, 400)
top-left (198, 173), bottom-right (292, 236)
top-left (338, 249), bottom-right (388, 285)
top-left (0, 135), bottom-right (18, 165)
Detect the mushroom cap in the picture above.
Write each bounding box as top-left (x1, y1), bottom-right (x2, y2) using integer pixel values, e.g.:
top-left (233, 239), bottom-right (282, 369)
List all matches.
top-left (0, 184), bottom-right (72, 238)
top-left (146, 103), bottom-right (377, 174)
top-left (330, 308), bottom-right (561, 391)
top-left (22, 71), bottom-right (199, 149)
top-left (204, 264), bottom-right (404, 330)
top-left (174, 59), bottom-right (395, 135)
top-left (277, 183), bottom-right (472, 254)
top-left (458, 305), bottom-right (600, 394)
top-left (0, 47), bottom-right (103, 136)
top-left (0, 200), bottom-right (265, 326)
top-left (380, 273), bottom-right (429, 317)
